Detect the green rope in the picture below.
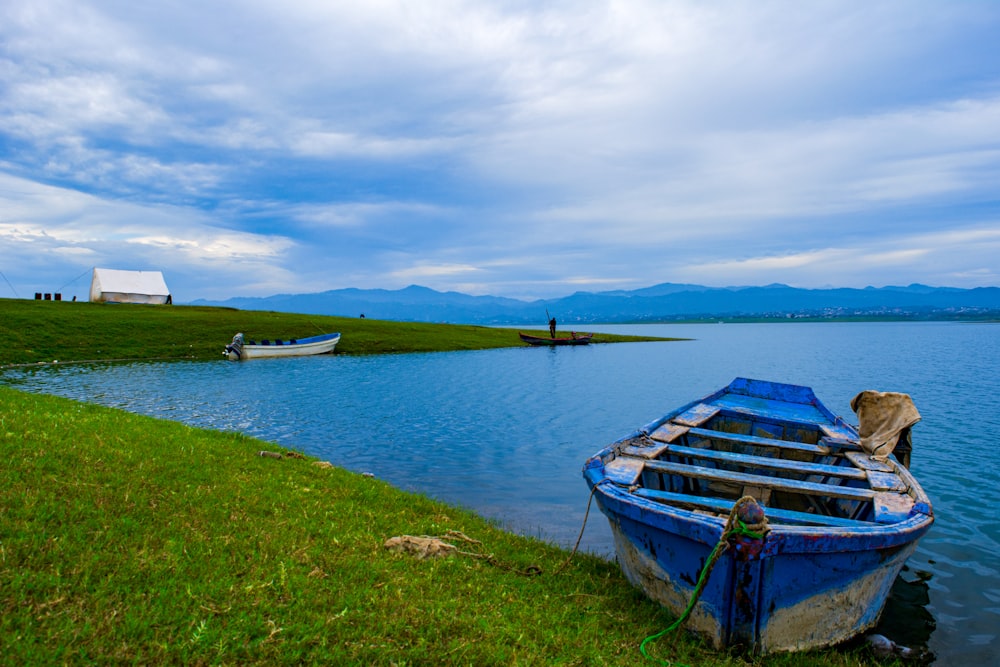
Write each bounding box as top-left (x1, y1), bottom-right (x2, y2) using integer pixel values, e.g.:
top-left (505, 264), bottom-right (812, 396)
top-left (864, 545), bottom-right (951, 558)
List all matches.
top-left (639, 539), bottom-right (726, 666)
top-left (733, 518), bottom-right (765, 540)
top-left (639, 497), bottom-right (767, 666)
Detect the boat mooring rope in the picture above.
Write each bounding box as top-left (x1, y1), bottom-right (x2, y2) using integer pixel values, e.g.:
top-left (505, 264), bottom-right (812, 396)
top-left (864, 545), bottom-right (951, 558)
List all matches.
top-left (640, 495), bottom-right (768, 666)
top-left (438, 484), bottom-right (603, 577)
top-left (552, 482), bottom-right (605, 575)
top-left (443, 530), bottom-right (544, 576)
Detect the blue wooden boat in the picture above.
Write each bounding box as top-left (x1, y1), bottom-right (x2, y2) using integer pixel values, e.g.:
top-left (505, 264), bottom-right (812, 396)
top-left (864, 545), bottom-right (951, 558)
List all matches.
top-left (583, 377), bottom-right (933, 654)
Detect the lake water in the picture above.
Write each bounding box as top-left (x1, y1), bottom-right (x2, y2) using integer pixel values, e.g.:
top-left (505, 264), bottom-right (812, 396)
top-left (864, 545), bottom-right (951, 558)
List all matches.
top-left (3, 321), bottom-right (998, 663)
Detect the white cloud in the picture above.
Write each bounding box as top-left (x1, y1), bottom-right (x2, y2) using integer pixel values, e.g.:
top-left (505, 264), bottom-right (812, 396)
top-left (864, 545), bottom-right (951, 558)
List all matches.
top-left (676, 224), bottom-right (1000, 288)
top-left (287, 128), bottom-right (455, 160)
top-left (0, 173), bottom-right (298, 298)
top-left (5, 74), bottom-right (167, 139)
top-left (284, 201), bottom-right (447, 230)
top-left (388, 262), bottom-right (482, 282)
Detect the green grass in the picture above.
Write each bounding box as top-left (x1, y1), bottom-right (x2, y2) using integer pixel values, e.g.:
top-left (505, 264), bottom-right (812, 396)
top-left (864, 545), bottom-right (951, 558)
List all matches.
top-left (0, 298), bottom-right (678, 367)
top-left (0, 388), bottom-right (891, 666)
top-left (0, 299), bottom-right (893, 665)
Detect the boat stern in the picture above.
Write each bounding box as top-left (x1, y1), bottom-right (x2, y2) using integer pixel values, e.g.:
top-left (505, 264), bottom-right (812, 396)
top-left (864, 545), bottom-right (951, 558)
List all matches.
top-left (224, 332), bottom-right (244, 361)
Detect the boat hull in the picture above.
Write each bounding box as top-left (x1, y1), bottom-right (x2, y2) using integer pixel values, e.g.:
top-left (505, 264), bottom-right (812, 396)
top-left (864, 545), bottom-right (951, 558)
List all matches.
top-left (600, 493), bottom-right (925, 652)
top-left (583, 377), bottom-right (934, 654)
top-left (225, 333), bottom-right (340, 360)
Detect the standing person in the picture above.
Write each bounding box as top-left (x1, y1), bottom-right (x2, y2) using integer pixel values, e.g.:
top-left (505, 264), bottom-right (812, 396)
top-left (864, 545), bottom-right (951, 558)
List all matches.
top-left (549, 316), bottom-right (557, 338)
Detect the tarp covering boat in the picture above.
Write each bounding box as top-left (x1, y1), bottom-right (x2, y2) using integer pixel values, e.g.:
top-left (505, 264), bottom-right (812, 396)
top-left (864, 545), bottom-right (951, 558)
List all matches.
top-left (850, 390), bottom-right (921, 461)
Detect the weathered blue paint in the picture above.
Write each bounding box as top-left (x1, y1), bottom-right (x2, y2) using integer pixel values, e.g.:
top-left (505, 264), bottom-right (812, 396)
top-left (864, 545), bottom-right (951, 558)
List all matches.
top-left (583, 377), bottom-right (934, 654)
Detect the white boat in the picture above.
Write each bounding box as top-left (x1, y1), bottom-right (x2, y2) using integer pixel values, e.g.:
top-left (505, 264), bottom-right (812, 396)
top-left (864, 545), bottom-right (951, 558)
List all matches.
top-left (224, 332), bottom-right (340, 361)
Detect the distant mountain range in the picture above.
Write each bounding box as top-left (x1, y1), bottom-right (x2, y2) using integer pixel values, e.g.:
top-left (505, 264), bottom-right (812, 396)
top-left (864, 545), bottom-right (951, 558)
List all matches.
top-left (189, 283), bottom-right (1000, 324)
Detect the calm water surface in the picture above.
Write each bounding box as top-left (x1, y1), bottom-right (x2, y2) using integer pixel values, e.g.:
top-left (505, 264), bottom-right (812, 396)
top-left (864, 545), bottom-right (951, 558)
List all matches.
top-left (4, 322), bottom-right (998, 663)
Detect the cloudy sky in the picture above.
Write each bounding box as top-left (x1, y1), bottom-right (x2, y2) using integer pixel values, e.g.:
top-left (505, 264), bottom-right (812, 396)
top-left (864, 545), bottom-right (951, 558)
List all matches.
top-left (1, 1), bottom-right (999, 302)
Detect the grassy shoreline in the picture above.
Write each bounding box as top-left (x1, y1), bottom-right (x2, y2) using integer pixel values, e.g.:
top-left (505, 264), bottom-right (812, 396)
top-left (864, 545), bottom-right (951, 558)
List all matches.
top-left (0, 299), bottom-right (889, 665)
top-left (0, 298), bottom-right (679, 368)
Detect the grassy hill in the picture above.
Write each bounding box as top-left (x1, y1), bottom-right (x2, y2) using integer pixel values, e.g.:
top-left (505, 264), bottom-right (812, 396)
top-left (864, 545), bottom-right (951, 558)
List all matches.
top-left (0, 298), bottom-right (675, 367)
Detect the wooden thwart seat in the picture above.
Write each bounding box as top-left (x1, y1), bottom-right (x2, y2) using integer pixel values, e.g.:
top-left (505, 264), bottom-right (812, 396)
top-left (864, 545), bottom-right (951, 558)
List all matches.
top-left (604, 457), bottom-right (644, 485)
top-left (672, 403), bottom-right (720, 427)
top-left (684, 426), bottom-right (832, 456)
top-left (845, 451), bottom-right (894, 472)
top-left (873, 492), bottom-right (915, 523)
top-left (661, 443), bottom-right (868, 480)
top-left (618, 441), bottom-right (671, 460)
top-left (643, 459), bottom-right (876, 502)
top-left (633, 488), bottom-right (874, 528)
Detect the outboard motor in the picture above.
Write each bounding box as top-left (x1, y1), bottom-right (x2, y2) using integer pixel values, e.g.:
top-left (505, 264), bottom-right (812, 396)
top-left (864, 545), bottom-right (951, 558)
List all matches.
top-left (225, 332), bottom-right (245, 360)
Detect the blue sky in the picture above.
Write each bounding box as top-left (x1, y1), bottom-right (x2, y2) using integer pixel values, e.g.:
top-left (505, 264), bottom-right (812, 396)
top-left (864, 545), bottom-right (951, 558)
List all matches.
top-left (2, 1), bottom-right (999, 302)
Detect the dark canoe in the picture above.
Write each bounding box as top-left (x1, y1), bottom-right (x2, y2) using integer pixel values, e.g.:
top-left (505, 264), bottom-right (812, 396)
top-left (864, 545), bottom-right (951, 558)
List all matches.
top-left (582, 377), bottom-right (933, 654)
top-left (518, 332), bottom-right (593, 346)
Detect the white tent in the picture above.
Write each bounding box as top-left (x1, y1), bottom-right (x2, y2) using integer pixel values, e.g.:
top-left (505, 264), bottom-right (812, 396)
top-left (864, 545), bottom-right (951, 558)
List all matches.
top-left (89, 268), bottom-right (171, 304)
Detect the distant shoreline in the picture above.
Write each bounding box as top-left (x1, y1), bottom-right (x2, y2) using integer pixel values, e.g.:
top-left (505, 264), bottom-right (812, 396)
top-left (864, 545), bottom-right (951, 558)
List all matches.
top-left (614, 315), bottom-right (1000, 324)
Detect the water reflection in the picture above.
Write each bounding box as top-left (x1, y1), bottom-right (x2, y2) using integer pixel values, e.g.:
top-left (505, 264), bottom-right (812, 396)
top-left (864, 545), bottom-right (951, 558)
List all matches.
top-left (872, 565), bottom-right (937, 662)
